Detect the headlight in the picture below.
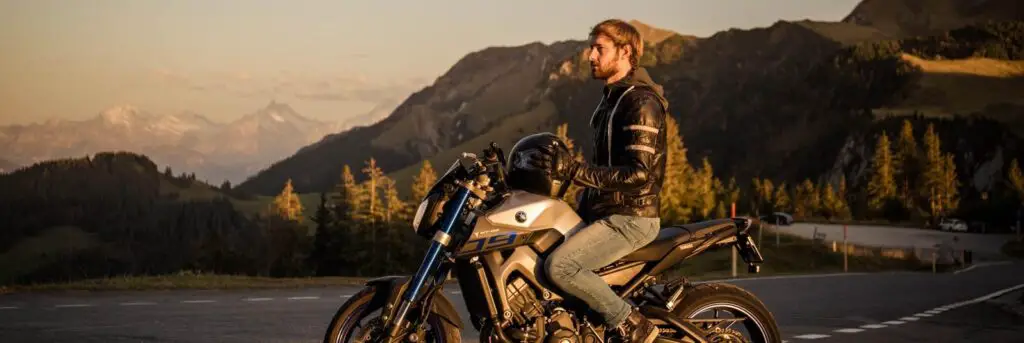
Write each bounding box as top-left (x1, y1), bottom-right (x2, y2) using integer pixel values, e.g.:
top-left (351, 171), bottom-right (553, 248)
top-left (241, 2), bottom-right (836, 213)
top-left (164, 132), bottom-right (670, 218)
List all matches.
top-left (411, 198), bottom-right (430, 232)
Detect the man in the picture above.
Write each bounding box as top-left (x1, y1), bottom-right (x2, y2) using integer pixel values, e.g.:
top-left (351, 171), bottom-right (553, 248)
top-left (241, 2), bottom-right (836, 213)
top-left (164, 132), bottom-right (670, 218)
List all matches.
top-left (526, 19), bottom-right (669, 343)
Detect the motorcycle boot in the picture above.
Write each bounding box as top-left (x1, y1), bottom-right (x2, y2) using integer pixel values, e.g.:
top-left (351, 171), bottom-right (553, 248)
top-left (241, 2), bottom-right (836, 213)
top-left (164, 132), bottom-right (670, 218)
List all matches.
top-left (616, 308), bottom-right (658, 343)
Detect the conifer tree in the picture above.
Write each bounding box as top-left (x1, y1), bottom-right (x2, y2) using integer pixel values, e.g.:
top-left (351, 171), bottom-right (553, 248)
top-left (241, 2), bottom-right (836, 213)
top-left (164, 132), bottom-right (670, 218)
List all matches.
top-left (272, 178), bottom-right (304, 222)
top-left (867, 131), bottom-right (897, 212)
top-left (359, 158), bottom-right (386, 226)
top-left (894, 120), bottom-right (919, 210)
top-left (694, 158), bottom-right (718, 220)
top-left (331, 165), bottom-right (362, 221)
top-left (773, 182), bottom-right (791, 213)
top-left (922, 124), bottom-right (944, 218)
top-left (939, 153), bottom-right (959, 216)
top-left (411, 160), bottom-right (437, 202)
top-left (1008, 158), bottom-right (1024, 203)
top-left (660, 116), bottom-right (693, 223)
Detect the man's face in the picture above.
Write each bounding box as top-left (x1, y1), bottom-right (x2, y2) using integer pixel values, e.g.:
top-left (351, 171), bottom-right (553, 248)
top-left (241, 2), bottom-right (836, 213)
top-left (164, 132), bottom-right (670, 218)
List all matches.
top-left (587, 34), bottom-right (630, 80)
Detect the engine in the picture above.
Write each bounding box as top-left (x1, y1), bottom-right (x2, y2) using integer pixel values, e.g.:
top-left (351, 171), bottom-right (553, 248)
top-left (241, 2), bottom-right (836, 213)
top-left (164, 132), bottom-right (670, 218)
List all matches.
top-left (503, 277), bottom-right (604, 343)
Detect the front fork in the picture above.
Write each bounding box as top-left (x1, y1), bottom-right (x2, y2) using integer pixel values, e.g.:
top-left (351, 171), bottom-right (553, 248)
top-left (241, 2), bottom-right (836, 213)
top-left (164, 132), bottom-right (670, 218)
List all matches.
top-left (384, 187), bottom-right (473, 339)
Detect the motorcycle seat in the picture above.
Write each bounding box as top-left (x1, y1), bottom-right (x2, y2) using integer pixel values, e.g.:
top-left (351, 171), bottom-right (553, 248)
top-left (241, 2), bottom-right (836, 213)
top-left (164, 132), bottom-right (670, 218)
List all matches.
top-left (620, 219), bottom-right (737, 261)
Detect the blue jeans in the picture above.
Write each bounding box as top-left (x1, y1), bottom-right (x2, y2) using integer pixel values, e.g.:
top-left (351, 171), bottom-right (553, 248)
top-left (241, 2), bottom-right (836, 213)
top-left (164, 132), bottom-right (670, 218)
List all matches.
top-left (543, 214), bottom-right (661, 327)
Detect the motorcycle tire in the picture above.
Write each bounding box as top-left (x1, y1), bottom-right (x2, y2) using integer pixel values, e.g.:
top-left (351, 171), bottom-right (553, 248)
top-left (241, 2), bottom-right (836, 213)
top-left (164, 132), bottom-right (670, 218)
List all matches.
top-left (322, 287), bottom-right (461, 343)
top-left (669, 282), bottom-right (783, 343)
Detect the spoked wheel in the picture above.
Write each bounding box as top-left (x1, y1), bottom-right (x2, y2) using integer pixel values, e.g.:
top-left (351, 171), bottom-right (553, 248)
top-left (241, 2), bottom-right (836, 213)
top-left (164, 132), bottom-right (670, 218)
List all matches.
top-left (660, 283), bottom-right (782, 343)
top-left (322, 287), bottom-right (461, 343)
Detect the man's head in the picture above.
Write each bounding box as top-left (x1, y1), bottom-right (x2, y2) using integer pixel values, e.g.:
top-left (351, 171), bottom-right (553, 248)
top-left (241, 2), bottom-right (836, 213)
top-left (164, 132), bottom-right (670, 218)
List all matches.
top-left (588, 19), bottom-right (643, 83)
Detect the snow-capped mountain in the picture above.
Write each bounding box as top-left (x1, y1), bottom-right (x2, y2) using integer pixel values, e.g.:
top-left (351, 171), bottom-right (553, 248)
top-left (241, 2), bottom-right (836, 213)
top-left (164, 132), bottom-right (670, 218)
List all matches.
top-left (0, 101), bottom-right (346, 184)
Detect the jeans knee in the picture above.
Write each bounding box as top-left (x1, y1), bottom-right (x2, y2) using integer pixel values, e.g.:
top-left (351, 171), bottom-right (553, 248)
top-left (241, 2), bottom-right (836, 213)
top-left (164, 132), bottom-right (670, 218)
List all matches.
top-left (544, 253), bottom-right (578, 285)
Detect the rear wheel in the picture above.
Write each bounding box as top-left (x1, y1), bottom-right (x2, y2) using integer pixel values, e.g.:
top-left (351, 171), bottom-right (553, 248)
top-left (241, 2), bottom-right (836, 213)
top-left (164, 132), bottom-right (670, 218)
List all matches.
top-left (322, 287), bottom-right (461, 343)
top-left (662, 282), bottom-right (782, 343)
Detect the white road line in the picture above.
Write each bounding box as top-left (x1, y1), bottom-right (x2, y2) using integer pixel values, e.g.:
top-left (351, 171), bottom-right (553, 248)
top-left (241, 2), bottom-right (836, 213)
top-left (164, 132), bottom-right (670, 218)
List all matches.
top-left (953, 261), bottom-right (1013, 275)
top-left (340, 295), bottom-right (352, 298)
top-left (792, 334), bottom-right (830, 339)
top-left (925, 309), bottom-right (943, 314)
top-left (182, 300), bottom-right (216, 304)
top-left (915, 313), bottom-right (934, 317)
top-left (900, 317), bottom-right (919, 321)
top-left (244, 297), bottom-right (273, 302)
top-left (708, 272), bottom-right (870, 283)
top-left (883, 320), bottom-right (905, 325)
top-left (287, 296), bottom-right (320, 300)
top-left (860, 324), bottom-right (887, 329)
top-left (939, 283), bottom-right (1024, 310)
top-left (0, 306), bottom-right (18, 310)
top-left (55, 304), bottom-right (93, 308)
top-left (833, 328), bottom-right (864, 333)
top-left (120, 302), bottom-right (156, 306)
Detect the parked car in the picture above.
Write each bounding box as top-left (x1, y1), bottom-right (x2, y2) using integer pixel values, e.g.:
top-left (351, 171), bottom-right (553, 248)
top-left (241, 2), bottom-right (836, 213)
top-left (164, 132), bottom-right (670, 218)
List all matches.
top-left (938, 218), bottom-right (968, 232)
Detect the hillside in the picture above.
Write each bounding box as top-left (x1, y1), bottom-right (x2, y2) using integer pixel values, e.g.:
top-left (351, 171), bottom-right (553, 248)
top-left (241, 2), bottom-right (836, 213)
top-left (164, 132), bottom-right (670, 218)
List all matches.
top-left (239, 1), bottom-right (1022, 199)
top-left (0, 152), bottom-right (311, 285)
top-left (842, 0), bottom-right (1022, 38)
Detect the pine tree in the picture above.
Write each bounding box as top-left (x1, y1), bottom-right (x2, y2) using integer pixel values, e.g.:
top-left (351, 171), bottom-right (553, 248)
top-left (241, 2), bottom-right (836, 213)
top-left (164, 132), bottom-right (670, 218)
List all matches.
top-left (1008, 158), bottom-right (1024, 203)
top-left (332, 165), bottom-right (362, 221)
top-left (411, 160), bottom-right (437, 202)
top-left (382, 176), bottom-right (407, 224)
top-left (272, 178), bottom-right (304, 222)
top-left (310, 192), bottom-right (337, 275)
top-left (922, 124), bottom-right (944, 218)
top-left (939, 153), bottom-right (959, 216)
top-left (867, 131), bottom-right (897, 212)
top-left (694, 158), bottom-right (718, 220)
top-left (894, 120), bottom-right (919, 211)
top-left (794, 179), bottom-right (819, 219)
top-left (660, 116), bottom-right (693, 223)
top-left (773, 182), bottom-right (791, 213)
top-left (359, 158), bottom-right (386, 225)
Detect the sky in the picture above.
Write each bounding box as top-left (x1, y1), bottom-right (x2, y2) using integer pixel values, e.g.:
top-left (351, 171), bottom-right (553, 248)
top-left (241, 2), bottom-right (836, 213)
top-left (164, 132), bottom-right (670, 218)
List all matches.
top-left (0, 0), bottom-right (862, 126)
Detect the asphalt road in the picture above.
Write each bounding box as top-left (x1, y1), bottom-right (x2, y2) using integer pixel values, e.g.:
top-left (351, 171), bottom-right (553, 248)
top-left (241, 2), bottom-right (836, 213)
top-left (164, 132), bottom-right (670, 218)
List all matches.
top-left (775, 223), bottom-right (1016, 257)
top-left (2, 262), bottom-right (1023, 343)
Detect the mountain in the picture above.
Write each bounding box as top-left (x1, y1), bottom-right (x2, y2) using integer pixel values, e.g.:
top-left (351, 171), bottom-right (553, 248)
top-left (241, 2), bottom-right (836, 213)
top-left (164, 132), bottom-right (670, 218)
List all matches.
top-left (238, 1), bottom-right (1022, 201)
top-left (842, 0), bottom-right (1022, 38)
top-left (0, 101), bottom-right (347, 184)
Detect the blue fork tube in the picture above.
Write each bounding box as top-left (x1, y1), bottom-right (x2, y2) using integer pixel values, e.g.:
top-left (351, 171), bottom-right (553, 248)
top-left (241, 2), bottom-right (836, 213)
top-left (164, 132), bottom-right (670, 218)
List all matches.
top-left (387, 186), bottom-right (472, 338)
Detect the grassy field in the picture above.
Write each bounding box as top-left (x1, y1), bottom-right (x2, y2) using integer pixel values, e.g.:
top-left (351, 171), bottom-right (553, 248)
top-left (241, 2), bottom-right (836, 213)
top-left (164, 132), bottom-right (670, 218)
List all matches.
top-left (875, 53), bottom-right (1024, 128)
top-left (4, 231), bottom-right (932, 293)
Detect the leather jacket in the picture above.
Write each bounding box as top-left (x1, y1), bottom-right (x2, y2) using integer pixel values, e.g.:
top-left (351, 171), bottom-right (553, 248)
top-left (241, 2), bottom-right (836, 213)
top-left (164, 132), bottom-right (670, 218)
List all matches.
top-left (574, 67), bottom-right (669, 222)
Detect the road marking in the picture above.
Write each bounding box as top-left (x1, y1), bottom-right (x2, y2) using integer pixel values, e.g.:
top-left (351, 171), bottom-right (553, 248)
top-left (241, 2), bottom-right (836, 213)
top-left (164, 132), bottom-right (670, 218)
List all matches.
top-left (55, 304), bottom-right (93, 308)
top-left (340, 295), bottom-right (352, 298)
top-left (860, 324), bottom-right (887, 329)
top-left (120, 302), bottom-right (156, 306)
top-left (833, 328), bottom-right (864, 333)
top-left (708, 272), bottom-right (870, 283)
top-left (900, 317), bottom-right (919, 321)
top-left (915, 313), bottom-right (933, 317)
top-left (287, 296), bottom-right (320, 300)
top-left (883, 320), bottom-right (905, 325)
top-left (182, 300), bottom-right (216, 304)
top-left (925, 309), bottom-right (942, 314)
top-left (0, 306), bottom-right (18, 310)
top-left (953, 261), bottom-right (1013, 275)
top-left (939, 283), bottom-right (1024, 310)
top-left (792, 334), bottom-right (830, 339)
top-left (244, 297), bottom-right (273, 302)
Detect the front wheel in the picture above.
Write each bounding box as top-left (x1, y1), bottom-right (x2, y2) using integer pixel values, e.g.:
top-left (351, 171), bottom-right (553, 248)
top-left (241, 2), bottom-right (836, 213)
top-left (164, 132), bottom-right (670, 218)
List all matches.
top-left (322, 287), bottom-right (461, 343)
top-left (665, 282), bottom-right (782, 343)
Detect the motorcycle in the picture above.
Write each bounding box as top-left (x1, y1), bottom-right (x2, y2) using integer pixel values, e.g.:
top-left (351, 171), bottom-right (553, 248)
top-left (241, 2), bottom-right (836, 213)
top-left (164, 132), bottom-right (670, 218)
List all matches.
top-left (322, 139), bottom-right (781, 343)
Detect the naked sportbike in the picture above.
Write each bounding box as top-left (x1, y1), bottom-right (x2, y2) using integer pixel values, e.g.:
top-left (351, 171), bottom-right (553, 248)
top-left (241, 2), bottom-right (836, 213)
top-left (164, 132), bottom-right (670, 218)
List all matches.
top-left (322, 141), bottom-right (782, 343)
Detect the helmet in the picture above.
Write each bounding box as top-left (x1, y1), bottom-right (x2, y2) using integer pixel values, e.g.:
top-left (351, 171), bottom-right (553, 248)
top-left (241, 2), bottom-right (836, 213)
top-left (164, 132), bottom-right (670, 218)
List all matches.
top-left (506, 132), bottom-right (573, 198)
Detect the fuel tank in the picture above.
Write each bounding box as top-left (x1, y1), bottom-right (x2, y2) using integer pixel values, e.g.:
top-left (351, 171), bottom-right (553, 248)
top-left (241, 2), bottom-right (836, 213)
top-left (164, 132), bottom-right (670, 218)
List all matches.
top-left (456, 190), bottom-right (585, 257)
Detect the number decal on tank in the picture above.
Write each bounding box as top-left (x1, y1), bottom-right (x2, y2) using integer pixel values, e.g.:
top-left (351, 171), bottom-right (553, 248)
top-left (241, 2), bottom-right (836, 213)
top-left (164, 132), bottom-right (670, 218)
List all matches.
top-left (460, 232), bottom-right (530, 253)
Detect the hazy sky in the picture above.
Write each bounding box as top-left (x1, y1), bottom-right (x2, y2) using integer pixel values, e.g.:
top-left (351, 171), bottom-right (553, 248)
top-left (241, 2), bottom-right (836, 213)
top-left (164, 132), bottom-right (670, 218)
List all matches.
top-left (0, 0), bottom-right (861, 125)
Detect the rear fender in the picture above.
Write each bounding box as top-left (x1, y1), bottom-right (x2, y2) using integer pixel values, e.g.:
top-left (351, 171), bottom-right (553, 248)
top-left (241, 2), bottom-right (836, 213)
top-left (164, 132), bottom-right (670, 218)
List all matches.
top-left (365, 275), bottom-right (463, 329)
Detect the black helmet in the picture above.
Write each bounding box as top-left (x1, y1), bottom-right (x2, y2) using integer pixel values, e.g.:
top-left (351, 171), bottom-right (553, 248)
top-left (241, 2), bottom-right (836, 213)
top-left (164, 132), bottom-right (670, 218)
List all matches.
top-left (506, 132), bottom-right (573, 198)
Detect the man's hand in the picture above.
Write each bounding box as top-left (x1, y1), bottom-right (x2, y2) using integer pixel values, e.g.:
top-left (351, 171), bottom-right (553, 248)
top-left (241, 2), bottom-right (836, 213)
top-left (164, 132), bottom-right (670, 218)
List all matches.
top-left (523, 143), bottom-right (579, 182)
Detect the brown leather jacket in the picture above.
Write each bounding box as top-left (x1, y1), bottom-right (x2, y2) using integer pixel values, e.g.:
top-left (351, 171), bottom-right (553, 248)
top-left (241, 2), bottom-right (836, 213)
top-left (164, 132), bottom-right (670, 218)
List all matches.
top-left (575, 67), bottom-right (669, 222)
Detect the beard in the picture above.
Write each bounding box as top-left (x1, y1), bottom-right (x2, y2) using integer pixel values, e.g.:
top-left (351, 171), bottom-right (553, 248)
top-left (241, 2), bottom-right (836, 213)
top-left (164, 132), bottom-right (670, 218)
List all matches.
top-left (590, 63), bottom-right (615, 80)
